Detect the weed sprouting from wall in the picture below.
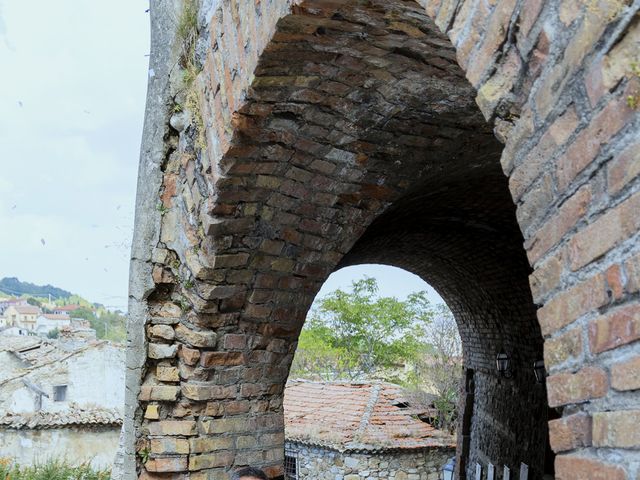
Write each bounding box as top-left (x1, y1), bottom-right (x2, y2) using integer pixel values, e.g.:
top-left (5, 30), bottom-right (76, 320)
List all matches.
top-left (627, 61), bottom-right (640, 109)
top-left (176, 0), bottom-right (206, 150)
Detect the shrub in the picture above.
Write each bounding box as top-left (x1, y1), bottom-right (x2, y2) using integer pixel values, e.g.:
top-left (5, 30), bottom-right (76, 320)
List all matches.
top-left (0, 458), bottom-right (110, 480)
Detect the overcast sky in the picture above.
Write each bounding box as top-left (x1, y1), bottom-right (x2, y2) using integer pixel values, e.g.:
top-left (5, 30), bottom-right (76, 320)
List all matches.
top-left (0, 0), bottom-right (150, 310)
top-left (0, 1), bottom-right (443, 310)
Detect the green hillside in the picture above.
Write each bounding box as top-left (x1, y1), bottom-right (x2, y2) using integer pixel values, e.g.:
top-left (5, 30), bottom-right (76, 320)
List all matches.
top-left (0, 277), bottom-right (73, 300)
top-left (0, 277), bottom-right (126, 343)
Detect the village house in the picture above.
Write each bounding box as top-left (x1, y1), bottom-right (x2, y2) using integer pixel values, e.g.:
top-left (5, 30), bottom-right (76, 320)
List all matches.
top-left (0, 409), bottom-right (122, 469)
top-left (283, 381), bottom-right (455, 480)
top-left (0, 336), bottom-right (125, 467)
top-left (35, 313), bottom-right (72, 336)
top-left (52, 304), bottom-right (82, 315)
top-left (0, 298), bottom-right (29, 315)
top-left (1, 304), bottom-right (41, 331)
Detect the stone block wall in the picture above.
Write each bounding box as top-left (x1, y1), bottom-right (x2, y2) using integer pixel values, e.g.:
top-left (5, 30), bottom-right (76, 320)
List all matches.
top-left (287, 442), bottom-right (454, 480)
top-left (124, 0), bottom-right (640, 478)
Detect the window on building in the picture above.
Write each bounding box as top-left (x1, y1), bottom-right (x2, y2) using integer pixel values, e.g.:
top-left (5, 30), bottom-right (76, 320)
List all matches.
top-left (53, 385), bottom-right (67, 402)
top-left (284, 448), bottom-right (298, 480)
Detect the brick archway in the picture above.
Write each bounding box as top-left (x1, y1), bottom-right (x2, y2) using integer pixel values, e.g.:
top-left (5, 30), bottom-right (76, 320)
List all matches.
top-left (121, 0), bottom-right (640, 479)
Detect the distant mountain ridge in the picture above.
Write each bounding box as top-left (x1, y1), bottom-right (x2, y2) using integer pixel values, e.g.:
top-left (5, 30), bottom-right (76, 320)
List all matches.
top-left (0, 277), bottom-right (73, 300)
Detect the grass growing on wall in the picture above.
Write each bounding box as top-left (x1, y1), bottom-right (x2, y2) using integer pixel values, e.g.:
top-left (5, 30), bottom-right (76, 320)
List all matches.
top-left (0, 458), bottom-right (110, 480)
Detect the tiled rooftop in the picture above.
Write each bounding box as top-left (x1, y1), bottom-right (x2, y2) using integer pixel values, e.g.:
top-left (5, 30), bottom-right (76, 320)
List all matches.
top-left (0, 408), bottom-right (122, 429)
top-left (0, 337), bottom-right (71, 368)
top-left (284, 381), bottom-right (455, 452)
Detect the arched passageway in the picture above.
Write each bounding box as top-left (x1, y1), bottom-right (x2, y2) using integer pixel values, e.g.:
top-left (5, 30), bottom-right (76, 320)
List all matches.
top-left (121, 0), bottom-right (640, 479)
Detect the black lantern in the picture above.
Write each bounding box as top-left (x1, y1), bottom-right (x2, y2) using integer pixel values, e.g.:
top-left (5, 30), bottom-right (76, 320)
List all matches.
top-left (496, 350), bottom-right (511, 378)
top-left (533, 359), bottom-right (546, 383)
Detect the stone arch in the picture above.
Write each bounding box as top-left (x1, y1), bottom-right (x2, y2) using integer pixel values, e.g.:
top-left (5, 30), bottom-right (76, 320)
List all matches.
top-left (122, 0), bottom-right (640, 479)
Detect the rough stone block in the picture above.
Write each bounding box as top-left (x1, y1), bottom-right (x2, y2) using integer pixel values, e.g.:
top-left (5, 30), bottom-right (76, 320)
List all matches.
top-left (149, 343), bottom-right (178, 359)
top-left (175, 324), bottom-right (217, 348)
top-left (148, 420), bottom-right (198, 436)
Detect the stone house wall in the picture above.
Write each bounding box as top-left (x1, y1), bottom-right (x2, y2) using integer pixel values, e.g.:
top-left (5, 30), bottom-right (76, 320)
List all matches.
top-left (0, 342), bottom-right (125, 414)
top-left (286, 442), bottom-right (454, 480)
top-left (0, 426), bottom-right (120, 469)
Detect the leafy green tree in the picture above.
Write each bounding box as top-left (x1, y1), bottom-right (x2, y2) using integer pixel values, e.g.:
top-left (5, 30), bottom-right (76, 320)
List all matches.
top-left (70, 307), bottom-right (126, 342)
top-left (291, 277), bottom-right (433, 381)
top-left (290, 319), bottom-right (358, 381)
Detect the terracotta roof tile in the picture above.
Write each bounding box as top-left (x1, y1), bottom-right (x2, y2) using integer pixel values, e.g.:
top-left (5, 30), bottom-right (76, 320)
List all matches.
top-left (284, 381), bottom-right (454, 452)
top-left (0, 408), bottom-right (122, 429)
top-left (13, 305), bottom-right (41, 315)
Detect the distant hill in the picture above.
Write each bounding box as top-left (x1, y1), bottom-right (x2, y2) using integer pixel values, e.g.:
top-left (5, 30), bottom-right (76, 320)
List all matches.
top-left (0, 277), bottom-right (73, 300)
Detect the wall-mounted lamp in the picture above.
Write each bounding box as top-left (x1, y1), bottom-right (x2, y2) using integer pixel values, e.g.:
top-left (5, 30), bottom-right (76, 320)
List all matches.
top-left (442, 457), bottom-right (455, 480)
top-left (496, 350), bottom-right (512, 378)
top-left (533, 360), bottom-right (546, 384)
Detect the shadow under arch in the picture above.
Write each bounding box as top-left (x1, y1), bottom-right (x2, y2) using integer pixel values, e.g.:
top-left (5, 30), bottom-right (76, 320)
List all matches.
top-left (339, 171), bottom-right (550, 478)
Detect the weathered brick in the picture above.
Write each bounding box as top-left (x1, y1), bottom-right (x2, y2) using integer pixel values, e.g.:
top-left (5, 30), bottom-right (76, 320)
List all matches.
top-left (181, 383), bottom-right (237, 401)
top-left (535, 9), bottom-right (611, 118)
top-left (537, 273), bottom-right (607, 337)
top-left (200, 351), bottom-right (245, 367)
top-left (589, 304), bottom-right (640, 354)
top-left (149, 343), bottom-right (178, 360)
top-left (179, 346), bottom-right (201, 366)
top-left (608, 140), bottom-right (640, 195)
top-left (557, 90), bottom-right (635, 191)
top-left (189, 451), bottom-right (235, 471)
top-left (585, 18), bottom-right (640, 105)
top-left (567, 206), bottom-right (623, 271)
top-left (150, 324), bottom-right (175, 341)
top-left (200, 417), bottom-right (249, 434)
top-left (150, 437), bottom-right (190, 455)
top-left (510, 106), bottom-right (578, 201)
top-left (548, 413), bottom-right (592, 452)
top-left (517, 0), bottom-right (543, 37)
top-left (145, 457), bottom-right (188, 473)
top-left (611, 355), bottom-right (640, 391)
top-left (605, 264), bottom-right (625, 301)
top-left (157, 364), bottom-right (180, 383)
top-left (547, 366), bottom-right (608, 407)
top-left (211, 252), bottom-right (250, 268)
top-left (222, 334), bottom-right (247, 350)
top-left (527, 184), bottom-right (591, 265)
top-left (145, 404), bottom-right (160, 420)
top-left (555, 455), bottom-right (627, 480)
top-left (189, 436), bottom-right (234, 454)
top-left (465, 0), bottom-right (518, 87)
top-left (148, 420), bottom-right (198, 436)
top-left (139, 385), bottom-right (181, 402)
top-left (516, 171), bottom-right (554, 234)
top-left (223, 400), bottom-right (252, 415)
top-left (626, 253), bottom-right (640, 293)
top-left (175, 324), bottom-right (217, 348)
top-left (529, 251), bottom-right (564, 304)
top-left (544, 327), bottom-right (583, 369)
top-left (593, 410), bottom-right (640, 448)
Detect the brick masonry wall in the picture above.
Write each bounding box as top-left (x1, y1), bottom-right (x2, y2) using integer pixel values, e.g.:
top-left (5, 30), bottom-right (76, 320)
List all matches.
top-left (125, 0), bottom-right (640, 479)
top-left (286, 442), bottom-right (454, 480)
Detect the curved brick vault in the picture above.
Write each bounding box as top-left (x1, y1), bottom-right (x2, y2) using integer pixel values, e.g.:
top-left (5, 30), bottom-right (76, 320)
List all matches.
top-left (121, 0), bottom-right (640, 479)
